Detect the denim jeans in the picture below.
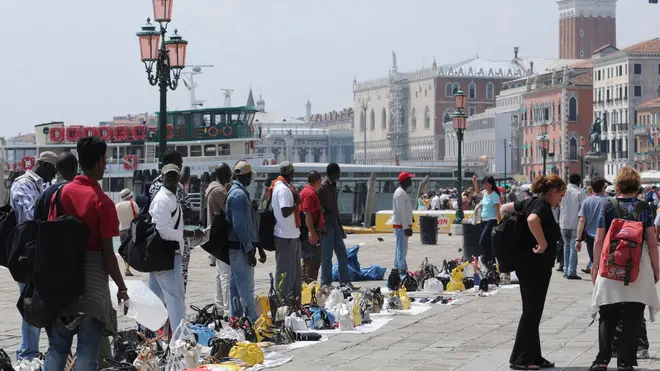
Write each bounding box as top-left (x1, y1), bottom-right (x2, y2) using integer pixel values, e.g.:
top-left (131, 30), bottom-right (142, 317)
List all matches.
top-left (561, 229), bottom-right (578, 276)
top-left (149, 254), bottom-right (186, 332)
top-left (17, 283), bottom-right (41, 361)
top-left (393, 228), bottom-right (409, 272)
top-left (228, 248), bottom-right (256, 321)
top-left (320, 224), bottom-right (349, 286)
top-left (44, 315), bottom-right (104, 371)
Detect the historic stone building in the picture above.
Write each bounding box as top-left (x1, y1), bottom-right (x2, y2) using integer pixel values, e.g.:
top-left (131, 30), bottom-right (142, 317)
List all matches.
top-left (558, 0), bottom-right (617, 59)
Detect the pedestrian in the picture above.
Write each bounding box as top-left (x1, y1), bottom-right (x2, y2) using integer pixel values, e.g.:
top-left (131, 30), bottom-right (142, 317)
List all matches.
top-left (11, 151), bottom-right (57, 361)
top-left (116, 188), bottom-right (139, 277)
top-left (34, 151), bottom-right (78, 221)
top-left (559, 173), bottom-right (587, 280)
top-left (226, 161), bottom-right (265, 320)
top-left (430, 191), bottom-right (441, 211)
top-left (392, 172), bottom-right (414, 275)
top-left (507, 185), bottom-right (518, 203)
top-left (318, 163), bottom-right (359, 290)
top-left (300, 171), bottom-right (324, 284)
top-left (136, 181), bottom-right (151, 211)
top-left (576, 177), bottom-right (608, 275)
top-left (472, 175), bottom-right (501, 269)
top-left (417, 193), bottom-right (425, 211)
top-left (149, 164), bottom-right (202, 334)
top-left (43, 138), bottom-right (129, 370)
top-left (149, 150), bottom-right (199, 292)
top-left (605, 184), bottom-right (616, 197)
top-left (206, 163), bottom-right (232, 321)
top-left (590, 167), bottom-right (659, 371)
top-left (501, 174), bottom-right (566, 370)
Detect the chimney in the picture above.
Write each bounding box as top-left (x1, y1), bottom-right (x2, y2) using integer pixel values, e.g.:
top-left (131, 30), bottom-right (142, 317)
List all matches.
top-left (514, 46), bottom-right (519, 59)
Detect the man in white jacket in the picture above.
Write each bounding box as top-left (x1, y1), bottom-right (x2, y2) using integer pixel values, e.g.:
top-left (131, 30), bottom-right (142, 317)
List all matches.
top-left (392, 172), bottom-right (414, 274)
top-left (149, 164), bottom-right (202, 332)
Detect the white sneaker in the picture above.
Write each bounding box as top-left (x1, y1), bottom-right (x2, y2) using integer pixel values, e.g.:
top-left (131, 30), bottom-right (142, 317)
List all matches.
top-left (637, 349), bottom-right (650, 359)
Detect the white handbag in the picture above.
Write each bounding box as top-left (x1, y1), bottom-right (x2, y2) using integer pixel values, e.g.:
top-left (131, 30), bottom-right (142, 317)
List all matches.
top-left (324, 288), bottom-right (344, 310)
top-left (423, 278), bottom-right (443, 294)
top-left (337, 304), bottom-right (354, 331)
top-left (285, 313), bottom-right (308, 332)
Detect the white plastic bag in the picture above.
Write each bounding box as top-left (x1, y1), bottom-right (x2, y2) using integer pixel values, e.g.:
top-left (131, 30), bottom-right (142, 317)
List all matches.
top-left (109, 280), bottom-right (168, 332)
top-left (169, 320), bottom-right (201, 370)
top-left (217, 326), bottom-right (246, 342)
top-left (337, 304), bottom-right (354, 331)
top-left (423, 278), bottom-right (443, 294)
top-left (324, 288), bottom-right (344, 310)
top-left (13, 359), bottom-right (43, 371)
top-left (284, 313), bottom-right (308, 332)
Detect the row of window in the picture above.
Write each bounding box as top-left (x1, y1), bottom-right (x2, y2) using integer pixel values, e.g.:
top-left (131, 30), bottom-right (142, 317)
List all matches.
top-left (169, 144), bottom-right (231, 158)
top-left (444, 82), bottom-right (495, 100)
top-left (524, 97), bottom-right (577, 123)
top-left (595, 64), bottom-right (627, 81)
top-left (596, 85), bottom-right (628, 101)
top-left (522, 137), bottom-right (580, 160)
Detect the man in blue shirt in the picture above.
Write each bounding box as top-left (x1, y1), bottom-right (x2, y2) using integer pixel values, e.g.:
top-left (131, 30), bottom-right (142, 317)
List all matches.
top-left (576, 177), bottom-right (608, 274)
top-left (226, 160), bottom-right (266, 320)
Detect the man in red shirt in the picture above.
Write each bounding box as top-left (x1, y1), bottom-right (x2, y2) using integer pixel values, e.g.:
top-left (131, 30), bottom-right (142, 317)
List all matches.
top-left (44, 137), bottom-right (129, 371)
top-left (300, 171), bottom-right (324, 283)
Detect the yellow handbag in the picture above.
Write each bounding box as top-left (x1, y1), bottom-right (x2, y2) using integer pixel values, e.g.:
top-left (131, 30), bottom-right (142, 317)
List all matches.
top-left (255, 294), bottom-right (270, 317)
top-left (446, 262), bottom-right (468, 292)
top-left (253, 314), bottom-right (274, 343)
top-left (228, 342), bottom-right (264, 367)
top-left (352, 292), bottom-right (362, 326)
top-left (301, 283), bottom-right (313, 305)
top-left (397, 287), bottom-right (411, 310)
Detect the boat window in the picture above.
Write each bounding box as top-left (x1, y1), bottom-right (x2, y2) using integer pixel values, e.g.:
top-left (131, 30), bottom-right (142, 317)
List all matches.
top-left (190, 145), bottom-right (202, 157)
top-left (176, 114), bottom-right (186, 127)
top-left (204, 145), bottom-right (217, 157)
top-left (167, 114), bottom-right (175, 125)
top-left (219, 144), bottom-right (230, 156)
top-left (203, 114), bottom-right (211, 126)
top-left (109, 178), bottom-right (124, 192)
top-left (231, 113), bottom-right (239, 123)
top-left (214, 113), bottom-right (227, 125)
top-left (175, 145), bottom-right (188, 157)
top-left (192, 113), bottom-right (204, 128)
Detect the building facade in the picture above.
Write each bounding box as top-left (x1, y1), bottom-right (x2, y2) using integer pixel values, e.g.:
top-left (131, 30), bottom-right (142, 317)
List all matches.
top-left (558, 0), bottom-right (617, 59)
top-left (591, 38), bottom-right (660, 181)
top-left (634, 97), bottom-right (660, 171)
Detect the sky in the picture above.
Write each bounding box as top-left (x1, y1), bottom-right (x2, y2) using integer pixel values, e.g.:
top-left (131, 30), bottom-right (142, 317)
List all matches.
top-left (0, 0), bottom-right (658, 136)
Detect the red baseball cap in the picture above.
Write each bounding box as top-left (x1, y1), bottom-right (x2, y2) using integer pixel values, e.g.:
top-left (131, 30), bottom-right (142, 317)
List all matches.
top-left (398, 172), bottom-right (414, 182)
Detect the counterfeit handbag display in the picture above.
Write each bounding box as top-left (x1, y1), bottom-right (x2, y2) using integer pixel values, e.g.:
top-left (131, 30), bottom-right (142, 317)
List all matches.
top-left (228, 342), bottom-right (264, 367)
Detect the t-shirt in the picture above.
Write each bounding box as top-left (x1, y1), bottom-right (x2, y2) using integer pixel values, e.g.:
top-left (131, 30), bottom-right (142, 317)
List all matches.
top-left (272, 181), bottom-right (300, 239)
top-left (480, 191), bottom-right (500, 220)
top-left (514, 198), bottom-right (560, 269)
top-left (116, 200), bottom-right (138, 231)
top-left (578, 194), bottom-right (609, 237)
top-left (300, 184), bottom-right (324, 230)
top-left (56, 175), bottom-right (120, 252)
top-left (598, 197), bottom-right (654, 231)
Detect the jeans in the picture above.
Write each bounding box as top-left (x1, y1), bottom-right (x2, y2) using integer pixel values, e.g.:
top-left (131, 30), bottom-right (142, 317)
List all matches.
top-left (595, 302), bottom-right (645, 367)
top-left (321, 224), bottom-right (349, 286)
top-left (393, 228), bottom-right (409, 272)
top-left (586, 235), bottom-right (595, 269)
top-left (215, 259), bottom-right (231, 316)
top-left (44, 315), bottom-right (104, 371)
top-left (228, 248), bottom-right (256, 321)
top-left (17, 283), bottom-right (41, 361)
top-left (561, 229), bottom-right (578, 276)
top-left (149, 254), bottom-right (186, 332)
top-left (479, 220), bottom-right (497, 266)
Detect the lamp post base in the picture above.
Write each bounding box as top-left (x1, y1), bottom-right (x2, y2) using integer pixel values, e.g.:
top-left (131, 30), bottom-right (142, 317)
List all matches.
top-left (454, 209), bottom-right (464, 224)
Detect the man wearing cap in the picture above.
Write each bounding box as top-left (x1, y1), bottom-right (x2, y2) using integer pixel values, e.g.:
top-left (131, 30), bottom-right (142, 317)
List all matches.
top-left (116, 189), bottom-right (139, 277)
top-left (226, 160), bottom-right (264, 320)
top-left (11, 151), bottom-right (56, 361)
top-left (149, 164), bottom-right (202, 333)
top-left (393, 172), bottom-right (414, 274)
top-left (269, 161), bottom-right (303, 299)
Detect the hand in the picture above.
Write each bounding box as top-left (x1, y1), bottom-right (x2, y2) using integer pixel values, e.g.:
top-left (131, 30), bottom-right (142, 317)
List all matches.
top-left (533, 240), bottom-right (547, 254)
top-left (472, 175), bottom-right (478, 183)
top-left (258, 248), bottom-right (267, 264)
top-left (247, 250), bottom-right (257, 267)
top-left (575, 241), bottom-right (582, 252)
top-left (117, 289), bottom-right (130, 315)
top-left (309, 232), bottom-right (319, 245)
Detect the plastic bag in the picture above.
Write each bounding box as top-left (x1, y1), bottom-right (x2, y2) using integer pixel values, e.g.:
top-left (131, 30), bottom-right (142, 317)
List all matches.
top-left (110, 280), bottom-right (168, 332)
top-left (285, 313), bottom-right (308, 332)
top-left (216, 326), bottom-right (246, 342)
top-left (169, 320), bottom-right (201, 370)
top-left (337, 304), bottom-right (354, 331)
top-left (301, 283), bottom-right (314, 305)
top-left (351, 293), bottom-right (362, 327)
top-left (423, 278), bottom-right (443, 294)
top-left (254, 313), bottom-right (275, 342)
top-left (255, 294), bottom-right (270, 317)
top-left (324, 288), bottom-right (344, 310)
top-left (228, 342), bottom-right (264, 367)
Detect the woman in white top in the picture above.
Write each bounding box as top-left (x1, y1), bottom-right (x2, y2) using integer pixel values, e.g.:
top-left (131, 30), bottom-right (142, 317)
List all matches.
top-left (590, 167), bottom-right (660, 371)
top-left (472, 175), bottom-right (501, 269)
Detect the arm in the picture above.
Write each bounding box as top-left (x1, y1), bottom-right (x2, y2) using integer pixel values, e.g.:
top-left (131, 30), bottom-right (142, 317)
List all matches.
top-left (228, 194), bottom-right (254, 253)
top-left (278, 186), bottom-right (297, 218)
top-left (575, 216), bottom-right (586, 252)
top-left (495, 202), bottom-right (501, 222)
top-left (178, 184), bottom-right (200, 214)
top-left (646, 226), bottom-right (659, 282)
top-left (527, 213), bottom-right (547, 253)
top-left (101, 238), bottom-right (126, 292)
top-left (98, 200), bottom-right (127, 301)
top-left (500, 202), bottom-right (515, 215)
top-left (305, 212), bottom-right (318, 244)
top-left (150, 199), bottom-right (183, 242)
top-left (592, 227), bottom-right (606, 283)
top-left (11, 181), bottom-right (38, 223)
top-left (472, 176), bottom-right (480, 194)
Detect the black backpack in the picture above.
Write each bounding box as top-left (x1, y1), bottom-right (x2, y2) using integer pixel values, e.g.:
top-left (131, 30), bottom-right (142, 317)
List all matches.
top-left (491, 198), bottom-right (536, 273)
top-left (258, 199), bottom-right (276, 252)
top-left (122, 206), bottom-right (180, 273)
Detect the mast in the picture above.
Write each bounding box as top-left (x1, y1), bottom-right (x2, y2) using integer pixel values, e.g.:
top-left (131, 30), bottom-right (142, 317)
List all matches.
top-left (182, 65), bottom-right (214, 109)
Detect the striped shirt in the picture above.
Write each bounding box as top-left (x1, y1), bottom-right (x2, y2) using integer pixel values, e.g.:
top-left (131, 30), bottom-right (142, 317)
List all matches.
top-left (10, 171), bottom-right (45, 224)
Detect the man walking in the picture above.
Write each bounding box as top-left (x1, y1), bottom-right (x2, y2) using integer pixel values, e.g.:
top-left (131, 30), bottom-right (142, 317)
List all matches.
top-left (227, 161), bottom-right (265, 320)
top-left (559, 173), bottom-right (586, 279)
top-left (576, 177), bottom-right (607, 275)
top-left (116, 189), bottom-right (138, 277)
top-left (392, 172), bottom-right (414, 274)
top-left (318, 163), bottom-right (358, 290)
top-left (206, 163), bottom-right (232, 320)
top-left (300, 171), bottom-right (324, 283)
top-left (11, 151), bottom-right (57, 361)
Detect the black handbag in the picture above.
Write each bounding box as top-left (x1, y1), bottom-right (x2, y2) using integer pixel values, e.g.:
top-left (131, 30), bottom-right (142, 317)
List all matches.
top-left (0, 348), bottom-right (15, 371)
top-left (200, 211), bottom-right (230, 265)
top-left (124, 207), bottom-right (180, 273)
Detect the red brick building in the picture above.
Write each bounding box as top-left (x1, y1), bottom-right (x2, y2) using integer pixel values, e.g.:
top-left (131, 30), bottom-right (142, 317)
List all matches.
top-left (558, 0), bottom-right (617, 59)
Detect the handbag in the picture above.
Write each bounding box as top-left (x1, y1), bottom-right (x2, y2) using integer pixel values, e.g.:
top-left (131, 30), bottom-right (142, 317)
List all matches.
top-left (398, 287), bottom-right (411, 310)
top-left (0, 348), bottom-right (15, 371)
top-left (207, 338), bottom-right (237, 360)
top-left (285, 313), bottom-right (308, 332)
top-left (402, 272), bottom-right (419, 292)
top-left (228, 342), bottom-right (264, 367)
top-left (124, 206), bottom-right (180, 273)
top-left (101, 359), bottom-right (137, 371)
top-left (190, 304), bottom-right (222, 330)
top-left (200, 210), bottom-right (230, 265)
top-left (387, 268), bottom-right (402, 291)
top-left (337, 304), bottom-right (354, 331)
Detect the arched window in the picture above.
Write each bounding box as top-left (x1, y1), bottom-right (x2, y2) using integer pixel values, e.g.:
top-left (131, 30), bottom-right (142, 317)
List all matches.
top-left (424, 106), bottom-right (430, 129)
top-left (486, 82), bottom-right (494, 100)
top-left (568, 97), bottom-right (578, 121)
top-left (569, 137), bottom-right (578, 160)
top-left (445, 83), bottom-right (453, 97)
top-left (381, 108), bottom-right (387, 129)
top-left (410, 108), bottom-right (417, 131)
top-left (453, 83), bottom-right (460, 95)
top-left (468, 82), bottom-right (476, 100)
top-left (360, 110), bottom-right (366, 131)
top-left (369, 109), bottom-right (375, 130)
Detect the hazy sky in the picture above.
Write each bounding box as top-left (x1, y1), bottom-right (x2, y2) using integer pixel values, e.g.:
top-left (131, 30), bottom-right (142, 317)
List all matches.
top-left (0, 0), bottom-right (658, 136)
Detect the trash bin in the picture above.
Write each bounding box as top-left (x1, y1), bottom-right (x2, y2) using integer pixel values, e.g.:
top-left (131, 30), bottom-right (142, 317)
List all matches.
top-left (462, 223), bottom-right (482, 260)
top-left (419, 215), bottom-right (438, 245)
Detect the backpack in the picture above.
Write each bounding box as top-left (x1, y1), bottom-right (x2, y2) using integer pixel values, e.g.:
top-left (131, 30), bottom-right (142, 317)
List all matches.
top-left (599, 199), bottom-right (647, 286)
top-left (122, 205), bottom-right (180, 273)
top-left (200, 210), bottom-right (230, 265)
top-left (491, 198), bottom-right (537, 273)
top-left (0, 175), bottom-right (40, 268)
top-left (258, 199), bottom-right (276, 252)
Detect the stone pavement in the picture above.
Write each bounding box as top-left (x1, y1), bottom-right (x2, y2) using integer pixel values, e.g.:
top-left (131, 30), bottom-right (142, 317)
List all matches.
top-left (1, 233), bottom-right (660, 370)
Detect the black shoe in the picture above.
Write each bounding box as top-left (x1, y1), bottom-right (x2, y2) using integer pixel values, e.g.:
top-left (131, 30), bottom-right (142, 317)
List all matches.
top-left (556, 265), bottom-right (564, 272)
top-left (567, 275), bottom-right (582, 280)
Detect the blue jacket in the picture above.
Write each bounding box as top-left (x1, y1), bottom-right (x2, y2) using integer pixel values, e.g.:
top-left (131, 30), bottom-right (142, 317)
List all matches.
top-left (226, 180), bottom-right (258, 253)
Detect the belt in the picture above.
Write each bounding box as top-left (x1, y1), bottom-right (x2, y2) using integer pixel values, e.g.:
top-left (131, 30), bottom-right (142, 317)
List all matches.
top-left (393, 225), bottom-right (412, 229)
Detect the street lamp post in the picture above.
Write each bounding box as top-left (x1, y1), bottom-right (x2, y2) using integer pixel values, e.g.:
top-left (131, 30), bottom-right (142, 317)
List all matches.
top-left (452, 90), bottom-right (467, 224)
top-left (361, 100), bottom-right (369, 164)
top-left (136, 0), bottom-right (188, 170)
top-left (578, 136), bottom-right (586, 186)
top-left (538, 123), bottom-right (550, 176)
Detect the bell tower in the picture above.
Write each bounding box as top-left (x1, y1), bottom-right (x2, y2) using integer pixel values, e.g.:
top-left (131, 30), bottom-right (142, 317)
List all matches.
top-left (558, 0), bottom-right (617, 59)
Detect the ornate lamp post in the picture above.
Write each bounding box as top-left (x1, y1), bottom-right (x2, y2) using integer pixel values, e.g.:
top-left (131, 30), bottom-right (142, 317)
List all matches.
top-left (452, 90), bottom-right (467, 224)
top-left (360, 99), bottom-right (369, 164)
top-left (578, 136), bottom-right (586, 186)
top-left (537, 123), bottom-right (550, 176)
top-left (137, 0), bottom-right (188, 169)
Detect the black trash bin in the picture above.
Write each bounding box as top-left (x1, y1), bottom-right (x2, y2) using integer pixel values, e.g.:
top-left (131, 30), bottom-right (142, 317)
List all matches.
top-left (419, 215), bottom-right (438, 245)
top-left (462, 223), bottom-right (482, 260)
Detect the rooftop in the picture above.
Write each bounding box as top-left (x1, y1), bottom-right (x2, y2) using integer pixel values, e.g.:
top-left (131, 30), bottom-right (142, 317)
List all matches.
top-left (621, 37), bottom-right (660, 54)
top-left (638, 97), bottom-right (660, 110)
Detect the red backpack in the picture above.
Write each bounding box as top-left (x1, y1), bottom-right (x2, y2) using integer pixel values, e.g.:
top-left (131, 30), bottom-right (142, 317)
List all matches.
top-left (599, 199), bottom-right (647, 286)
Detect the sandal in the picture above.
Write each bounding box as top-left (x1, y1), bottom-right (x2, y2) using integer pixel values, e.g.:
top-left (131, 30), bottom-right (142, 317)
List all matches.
top-left (510, 365), bottom-right (540, 370)
top-left (538, 358), bottom-right (555, 369)
top-left (590, 363), bottom-right (608, 371)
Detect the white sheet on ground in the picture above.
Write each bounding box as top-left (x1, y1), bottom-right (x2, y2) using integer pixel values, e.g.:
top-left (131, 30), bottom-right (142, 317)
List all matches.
top-left (265, 335), bottom-right (329, 352)
top-left (372, 302), bottom-right (432, 317)
top-left (297, 316), bottom-right (392, 334)
top-left (110, 279), bottom-right (168, 331)
top-left (244, 352), bottom-right (293, 371)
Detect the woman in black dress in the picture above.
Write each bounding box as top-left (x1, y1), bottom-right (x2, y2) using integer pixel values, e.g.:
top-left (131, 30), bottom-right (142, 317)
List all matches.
top-left (500, 174), bottom-right (566, 370)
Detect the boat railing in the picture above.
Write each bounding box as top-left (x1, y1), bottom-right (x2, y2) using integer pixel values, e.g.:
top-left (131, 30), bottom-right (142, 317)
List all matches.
top-left (106, 153), bottom-right (274, 166)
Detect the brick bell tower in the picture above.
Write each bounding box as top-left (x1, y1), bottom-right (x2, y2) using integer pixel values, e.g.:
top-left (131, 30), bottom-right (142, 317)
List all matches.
top-left (558, 0), bottom-right (617, 59)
